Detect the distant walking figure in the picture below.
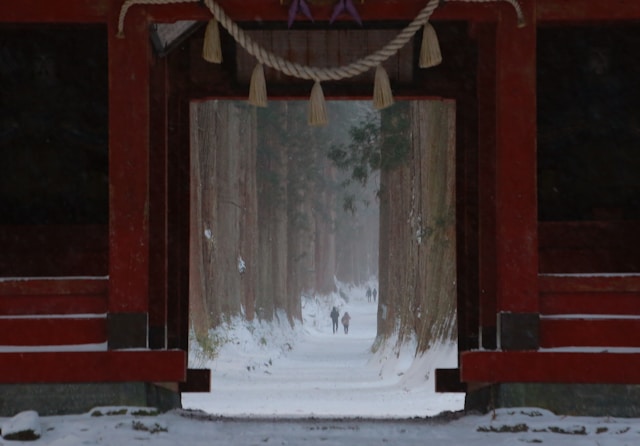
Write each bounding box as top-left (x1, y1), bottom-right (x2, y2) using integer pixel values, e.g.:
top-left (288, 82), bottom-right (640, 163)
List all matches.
top-left (366, 287), bottom-right (372, 302)
top-left (372, 288), bottom-right (377, 303)
top-left (330, 307), bottom-right (340, 334)
top-left (341, 312), bottom-right (351, 334)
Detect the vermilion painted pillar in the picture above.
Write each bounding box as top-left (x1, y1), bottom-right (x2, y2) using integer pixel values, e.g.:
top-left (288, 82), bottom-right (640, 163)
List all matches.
top-left (494, 0), bottom-right (539, 350)
top-left (107, 3), bottom-right (151, 349)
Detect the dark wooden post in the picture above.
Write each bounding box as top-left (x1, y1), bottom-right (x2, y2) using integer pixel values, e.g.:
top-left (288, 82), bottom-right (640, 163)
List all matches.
top-left (474, 22), bottom-right (498, 350)
top-left (149, 54), bottom-right (170, 349)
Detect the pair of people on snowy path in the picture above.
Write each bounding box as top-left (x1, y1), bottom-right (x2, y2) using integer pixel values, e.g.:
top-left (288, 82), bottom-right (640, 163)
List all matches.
top-left (330, 307), bottom-right (351, 334)
top-left (366, 286), bottom-right (378, 303)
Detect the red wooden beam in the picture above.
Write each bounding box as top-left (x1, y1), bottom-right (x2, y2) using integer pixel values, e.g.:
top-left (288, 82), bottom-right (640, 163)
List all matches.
top-left (0, 296), bottom-right (107, 316)
top-left (0, 278), bottom-right (108, 296)
top-left (0, 278), bottom-right (108, 315)
top-left (539, 274), bottom-right (640, 315)
top-left (461, 351), bottom-right (640, 384)
top-left (494, 0), bottom-right (538, 313)
top-left (0, 0), bottom-right (107, 23)
top-left (0, 317), bottom-right (106, 346)
top-left (541, 292), bottom-right (640, 316)
top-left (537, 0), bottom-right (640, 22)
top-left (539, 274), bottom-right (640, 293)
top-left (145, 1), bottom-right (502, 24)
top-left (540, 318), bottom-right (640, 348)
top-left (0, 350), bottom-right (186, 383)
top-left (107, 4), bottom-right (151, 313)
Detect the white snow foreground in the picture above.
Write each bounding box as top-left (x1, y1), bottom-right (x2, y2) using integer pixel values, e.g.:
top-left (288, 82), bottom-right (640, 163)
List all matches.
top-left (185, 282), bottom-right (463, 418)
top-left (3, 406), bottom-right (640, 445)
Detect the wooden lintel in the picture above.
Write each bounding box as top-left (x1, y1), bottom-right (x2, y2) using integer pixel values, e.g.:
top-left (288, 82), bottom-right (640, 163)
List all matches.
top-left (5, 0), bottom-right (640, 26)
top-left (539, 274), bottom-right (640, 294)
top-left (0, 350), bottom-right (186, 383)
top-left (461, 351), bottom-right (640, 384)
top-left (0, 0), bottom-right (107, 23)
top-left (145, 0), bottom-right (502, 24)
top-left (537, 0), bottom-right (640, 22)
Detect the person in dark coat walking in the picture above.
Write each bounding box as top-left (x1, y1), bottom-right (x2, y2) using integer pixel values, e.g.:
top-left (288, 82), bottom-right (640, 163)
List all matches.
top-left (330, 307), bottom-right (340, 334)
top-left (341, 312), bottom-right (351, 334)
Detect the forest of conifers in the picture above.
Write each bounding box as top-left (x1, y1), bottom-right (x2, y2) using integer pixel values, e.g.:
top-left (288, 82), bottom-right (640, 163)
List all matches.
top-left (189, 99), bottom-right (456, 352)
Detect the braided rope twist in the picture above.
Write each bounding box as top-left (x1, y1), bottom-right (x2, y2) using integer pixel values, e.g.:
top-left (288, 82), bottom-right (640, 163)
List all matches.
top-left (205, 0), bottom-right (440, 81)
top-left (118, 0), bottom-right (524, 81)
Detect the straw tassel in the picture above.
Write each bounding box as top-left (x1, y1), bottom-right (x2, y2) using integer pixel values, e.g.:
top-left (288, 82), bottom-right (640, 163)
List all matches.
top-left (308, 81), bottom-right (328, 126)
top-left (202, 18), bottom-right (223, 63)
top-left (248, 64), bottom-right (268, 107)
top-left (373, 65), bottom-right (394, 110)
top-left (419, 22), bottom-right (442, 69)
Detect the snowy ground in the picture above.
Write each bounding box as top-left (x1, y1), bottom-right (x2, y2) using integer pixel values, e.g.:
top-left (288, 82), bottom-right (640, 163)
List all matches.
top-left (4, 283), bottom-right (640, 444)
top-left (184, 281), bottom-right (463, 417)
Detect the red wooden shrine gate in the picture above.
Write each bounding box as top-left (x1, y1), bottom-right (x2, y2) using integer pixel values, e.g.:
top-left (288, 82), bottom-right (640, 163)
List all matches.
top-left (2, 0), bottom-right (640, 415)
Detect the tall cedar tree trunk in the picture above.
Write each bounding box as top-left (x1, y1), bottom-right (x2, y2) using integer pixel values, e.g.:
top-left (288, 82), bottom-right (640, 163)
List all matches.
top-left (190, 101), bottom-right (258, 327)
top-left (256, 102), bottom-right (289, 322)
top-left (314, 164), bottom-right (337, 295)
top-left (377, 100), bottom-right (457, 352)
top-left (284, 106), bottom-right (310, 324)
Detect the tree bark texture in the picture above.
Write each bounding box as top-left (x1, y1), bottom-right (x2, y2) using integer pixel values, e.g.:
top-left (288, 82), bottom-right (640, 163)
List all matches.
top-left (190, 101), bottom-right (258, 326)
top-left (377, 100), bottom-right (457, 352)
top-left (256, 102), bottom-right (289, 322)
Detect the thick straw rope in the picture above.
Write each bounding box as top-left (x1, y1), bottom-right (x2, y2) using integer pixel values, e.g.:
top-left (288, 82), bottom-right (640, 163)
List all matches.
top-left (118, 0), bottom-right (524, 82)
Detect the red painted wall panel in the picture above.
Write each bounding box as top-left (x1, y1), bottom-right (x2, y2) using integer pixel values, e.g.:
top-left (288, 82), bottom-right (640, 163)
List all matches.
top-left (0, 351), bottom-right (186, 383)
top-left (0, 318), bottom-right (106, 346)
top-left (462, 351), bottom-right (640, 384)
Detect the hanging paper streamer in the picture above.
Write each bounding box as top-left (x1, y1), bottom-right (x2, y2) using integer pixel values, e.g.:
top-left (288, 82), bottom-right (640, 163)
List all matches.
top-left (373, 65), bottom-right (394, 110)
top-left (419, 22), bottom-right (442, 69)
top-left (308, 81), bottom-right (328, 126)
top-left (202, 17), bottom-right (222, 63)
top-left (248, 64), bottom-right (268, 107)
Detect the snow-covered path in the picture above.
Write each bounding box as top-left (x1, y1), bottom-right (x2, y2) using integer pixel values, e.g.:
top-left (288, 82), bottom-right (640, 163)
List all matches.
top-left (183, 286), bottom-right (464, 418)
